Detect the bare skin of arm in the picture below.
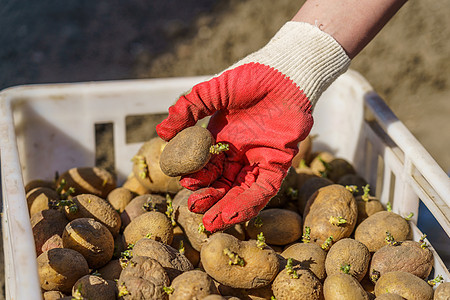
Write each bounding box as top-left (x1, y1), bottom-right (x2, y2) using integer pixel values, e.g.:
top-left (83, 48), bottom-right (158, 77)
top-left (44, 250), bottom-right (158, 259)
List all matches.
top-left (293, 0), bottom-right (407, 58)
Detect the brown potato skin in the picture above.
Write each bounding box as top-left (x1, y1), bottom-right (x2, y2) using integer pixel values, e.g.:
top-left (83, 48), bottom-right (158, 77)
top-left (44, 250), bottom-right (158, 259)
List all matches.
top-left (133, 137), bottom-right (183, 194)
top-left (325, 238), bottom-right (371, 282)
top-left (369, 240), bottom-right (433, 280)
top-left (354, 211), bottom-right (411, 252)
top-left (121, 194), bottom-right (167, 228)
top-left (169, 270), bottom-right (219, 300)
top-left (25, 179), bottom-right (56, 193)
top-left (272, 268), bottom-right (324, 300)
top-left (200, 233), bottom-right (279, 289)
top-left (122, 172), bottom-right (150, 195)
top-left (98, 259), bottom-right (122, 281)
top-left (303, 184), bottom-right (358, 245)
top-left (297, 177), bottom-right (333, 215)
top-left (57, 167), bottom-right (116, 198)
top-left (27, 187), bottom-right (59, 216)
top-left (374, 271), bottom-right (433, 300)
top-left (310, 152), bottom-right (335, 176)
top-left (375, 294), bottom-right (405, 300)
top-left (292, 135), bottom-right (313, 168)
top-left (434, 282), bottom-right (450, 300)
top-left (160, 126), bottom-right (214, 177)
top-left (325, 158), bottom-right (356, 183)
top-left (337, 174), bottom-right (368, 196)
top-left (246, 208), bottom-right (302, 246)
top-left (64, 193), bottom-right (121, 237)
top-left (31, 209), bottom-right (69, 256)
top-left (323, 274), bottom-right (370, 300)
top-left (356, 196), bottom-right (384, 225)
top-left (72, 275), bottom-right (116, 300)
top-left (42, 290), bottom-right (65, 300)
top-left (37, 248), bottom-right (89, 293)
top-left (132, 238), bottom-right (193, 280)
top-left (118, 256), bottom-right (170, 300)
top-left (123, 211), bottom-right (174, 246)
top-left (217, 284), bottom-right (274, 300)
top-left (106, 187), bottom-right (134, 213)
top-left (62, 218), bottom-right (114, 269)
top-left (170, 229), bottom-right (200, 267)
top-left (281, 242), bottom-right (327, 281)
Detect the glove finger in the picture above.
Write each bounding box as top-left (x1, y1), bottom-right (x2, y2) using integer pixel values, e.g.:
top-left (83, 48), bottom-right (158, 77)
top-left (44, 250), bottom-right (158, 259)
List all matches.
top-left (179, 153), bottom-right (225, 190)
top-left (202, 166), bottom-right (284, 232)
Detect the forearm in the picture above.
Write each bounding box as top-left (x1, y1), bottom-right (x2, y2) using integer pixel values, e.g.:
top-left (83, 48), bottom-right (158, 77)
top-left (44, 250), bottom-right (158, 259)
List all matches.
top-left (292, 0), bottom-right (407, 58)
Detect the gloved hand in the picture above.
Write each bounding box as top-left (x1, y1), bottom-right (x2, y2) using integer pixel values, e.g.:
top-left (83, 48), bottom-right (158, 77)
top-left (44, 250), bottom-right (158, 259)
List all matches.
top-left (157, 22), bottom-right (350, 232)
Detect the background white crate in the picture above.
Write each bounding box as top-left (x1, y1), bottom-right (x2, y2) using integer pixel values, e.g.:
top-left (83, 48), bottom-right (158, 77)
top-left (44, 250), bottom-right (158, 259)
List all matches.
top-left (1, 70), bottom-right (449, 299)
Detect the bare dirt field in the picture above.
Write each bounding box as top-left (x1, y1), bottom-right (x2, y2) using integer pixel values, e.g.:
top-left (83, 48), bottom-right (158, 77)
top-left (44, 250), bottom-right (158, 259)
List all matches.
top-left (0, 0), bottom-right (449, 297)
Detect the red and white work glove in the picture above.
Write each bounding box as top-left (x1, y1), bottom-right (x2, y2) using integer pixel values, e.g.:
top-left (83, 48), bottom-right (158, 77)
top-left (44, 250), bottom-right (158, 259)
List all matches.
top-left (157, 22), bottom-right (350, 232)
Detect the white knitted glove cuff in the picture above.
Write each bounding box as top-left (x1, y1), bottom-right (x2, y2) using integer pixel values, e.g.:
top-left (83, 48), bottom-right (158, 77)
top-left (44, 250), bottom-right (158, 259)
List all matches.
top-left (231, 22), bottom-right (351, 107)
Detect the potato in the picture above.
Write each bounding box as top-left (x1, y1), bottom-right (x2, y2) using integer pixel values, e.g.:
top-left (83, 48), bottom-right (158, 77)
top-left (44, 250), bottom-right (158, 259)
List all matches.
top-left (369, 240), bottom-right (433, 280)
top-left (37, 248), bottom-right (89, 293)
top-left (122, 172), bottom-right (150, 195)
top-left (41, 235), bottom-right (64, 253)
top-left (434, 282), bottom-right (450, 300)
top-left (121, 194), bottom-right (167, 228)
top-left (217, 284), bottom-right (274, 300)
top-left (375, 294), bottom-right (405, 300)
top-left (246, 208), bottom-right (302, 245)
top-left (297, 177), bottom-right (333, 215)
top-left (132, 238), bottom-right (193, 280)
top-left (25, 179), bottom-right (56, 193)
top-left (160, 126), bottom-right (217, 177)
top-left (42, 290), bottom-right (65, 300)
top-left (56, 167), bottom-right (116, 198)
top-left (324, 158), bottom-right (356, 182)
top-left (356, 195), bottom-right (384, 225)
top-left (118, 256), bottom-right (170, 300)
top-left (323, 273), bottom-right (370, 300)
top-left (62, 218), bottom-right (114, 269)
top-left (354, 211), bottom-right (411, 252)
top-left (71, 275), bottom-right (116, 300)
top-left (173, 188), bottom-right (209, 251)
top-left (202, 296), bottom-right (228, 300)
top-left (27, 187), bottom-right (60, 216)
top-left (123, 211), bottom-right (174, 246)
top-left (303, 184), bottom-right (358, 245)
top-left (132, 137), bottom-right (182, 194)
top-left (171, 228), bottom-right (200, 267)
top-left (272, 268), bottom-right (323, 300)
top-left (281, 242), bottom-right (327, 281)
top-left (266, 167), bottom-right (299, 208)
top-left (200, 233), bottom-right (279, 289)
top-left (374, 271), bottom-right (433, 300)
top-left (294, 166), bottom-right (317, 191)
top-left (337, 174), bottom-right (368, 196)
top-left (310, 151), bottom-right (335, 176)
top-left (64, 193), bottom-right (121, 237)
top-left (106, 187), bottom-right (134, 213)
top-left (168, 270), bottom-right (219, 300)
top-left (292, 135), bottom-right (313, 168)
top-left (98, 259), bottom-right (122, 281)
top-left (325, 238), bottom-right (370, 282)
top-left (31, 209), bottom-right (68, 256)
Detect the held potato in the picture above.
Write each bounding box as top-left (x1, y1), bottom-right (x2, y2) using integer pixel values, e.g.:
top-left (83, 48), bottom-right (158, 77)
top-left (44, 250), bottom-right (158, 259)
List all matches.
top-left (132, 137), bottom-right (182, 194)
top-left (325, 238), bottom-right (371, 282)
top-left (56, 167), bottom-right (116, 198)
top-left (272, 268), bottom-right (324, 300)
top-left (303, 184), bottom-right (358, 245)
top-left (64, 193), bottom-right (121, 237)
top-left (200, 233), bottom-right (279, 289)
top-left (62, 218), bottom-right (114, 269)
top-left (281, 242), bottom-right (327, 282)
top-left (123, 211), bottom-right (174, 246)
top-left (374, 271), bottom-right (433, 300)
top-left (160, 126), bottom-right (218, 177)
top-left (37, 248), bottom-right (89, 293)
top-left (71, 275), bottom-right (116, 300)
top-left (246, 208), bottom-right (302, 246)
top-left (168, 270), bottom-right (219, 300)
top-left (369, 240), bottom-right (433, 280)
top-left (354, 211), bottom-right (412, 252)
top-left (118, 256), bottom-right (170, 300)
top-left (323, 273), bottom-right (370, 300)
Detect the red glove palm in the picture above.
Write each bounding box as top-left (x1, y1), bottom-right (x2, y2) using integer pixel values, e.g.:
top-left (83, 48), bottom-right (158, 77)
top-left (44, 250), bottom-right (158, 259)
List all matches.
top-left (157, 22), bottom-right (350, 232)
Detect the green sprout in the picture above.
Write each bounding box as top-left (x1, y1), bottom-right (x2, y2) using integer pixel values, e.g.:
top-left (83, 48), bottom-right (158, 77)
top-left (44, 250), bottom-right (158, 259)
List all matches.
top-left (256, 232), bottom-right (266, 249)
top-left (321, 236), bottom-right (333, 251)
top-left (287, 187), bottom-right (299, 201)
top-left (340, 264), bottom-right (351, 274)
top-left (318, 157), bottom-right (332, 178)
top-left (361, 184), bottom-right (371, 202)
top-left (370, 269), bottom-right (381, 283)
top-left (404, 212), bottom-right (414, 221)
top-left (132, 155), bottom-right (148, 179)
top-left (56, 178), bottom-right (76, 201)
top-left (198, 223), bottom-right (206, 234)
top-left (72, 284), bottom-right (83, 300)
top-left (145, 233), bottom-right (152, 239)
top-left (385, 232), bottom-right (401, 246)
top-left (298, 159), bottom-right (307, 169)
top-left (165, 194), bottom-right (176, 226)
top-left (345, 185), bottom-right (359, 194)
top-left (56, 199), bottom-right (78, 213)
top-left (254, 216), bottom-right (263, 228)
top-left (223, 248), bottom-right (245, 267)
top-left (419, 234), bottom-right (429, 249)
top-left (285, 258), bottom-right (299, 279)
top-left (428, 275), bottom-right (443, 286)
top-left (163, 286), bottom-right (175, 295)
top-left (178, 240), bottom-right (185, 255)
top-left (329, 216), bottom-right (347, 226)
top-left (209, 143), bottom-right (229, 154)
top-left (302, 226), bottom-right (311, 243)
top-left (120, 243), bottom-right (134, 268)
top-left (91, 270), bottom-right (101, 277)
top-left (118, 282), bottom-right (129, 297)
top-left (386, 202), bottom-right (392, 212)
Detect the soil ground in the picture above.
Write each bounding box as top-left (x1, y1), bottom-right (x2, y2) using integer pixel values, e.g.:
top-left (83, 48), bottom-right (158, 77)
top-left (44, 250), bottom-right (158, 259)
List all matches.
top-left (0, 0), bottom-right (449, 297)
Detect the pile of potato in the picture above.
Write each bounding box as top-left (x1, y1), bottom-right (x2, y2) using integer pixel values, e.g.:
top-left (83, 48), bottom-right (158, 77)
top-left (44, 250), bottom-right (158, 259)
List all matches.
top-left (27, 130), bottom-right (448, 300)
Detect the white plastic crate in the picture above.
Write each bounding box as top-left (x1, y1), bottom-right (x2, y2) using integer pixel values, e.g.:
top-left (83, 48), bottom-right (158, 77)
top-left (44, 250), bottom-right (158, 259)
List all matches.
top-left (0, 70), bottom-right (449, 299)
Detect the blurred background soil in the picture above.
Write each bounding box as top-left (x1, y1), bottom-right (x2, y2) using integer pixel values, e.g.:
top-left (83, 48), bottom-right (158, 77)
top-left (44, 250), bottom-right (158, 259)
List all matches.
top-left (0, 0), bottom-right (449, 297)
